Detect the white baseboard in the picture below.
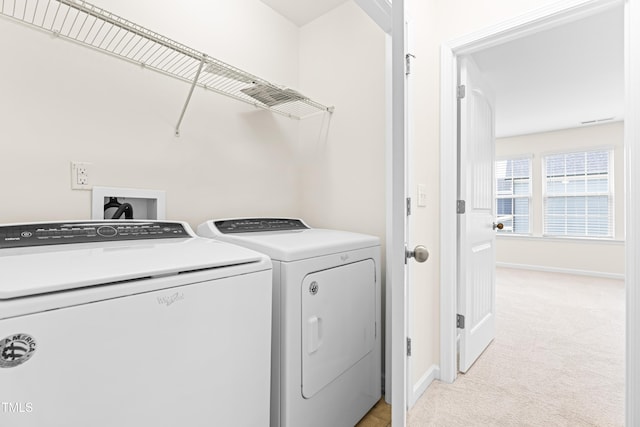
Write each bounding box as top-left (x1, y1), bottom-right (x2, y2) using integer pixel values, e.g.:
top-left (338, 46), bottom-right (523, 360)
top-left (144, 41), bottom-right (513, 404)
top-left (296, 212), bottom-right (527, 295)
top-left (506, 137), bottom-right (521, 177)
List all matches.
top-left (496, 262), bottom-right (624, 280)
top-left (408, 364), bottom-right (440, 409)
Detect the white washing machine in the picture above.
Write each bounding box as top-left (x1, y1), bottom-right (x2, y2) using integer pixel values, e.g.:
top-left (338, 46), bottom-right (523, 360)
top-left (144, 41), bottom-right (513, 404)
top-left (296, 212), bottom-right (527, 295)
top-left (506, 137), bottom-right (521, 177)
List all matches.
top-left (197, 218), bottom-right (381, 427)
top-left (0, 220), bottom-right (272, 427)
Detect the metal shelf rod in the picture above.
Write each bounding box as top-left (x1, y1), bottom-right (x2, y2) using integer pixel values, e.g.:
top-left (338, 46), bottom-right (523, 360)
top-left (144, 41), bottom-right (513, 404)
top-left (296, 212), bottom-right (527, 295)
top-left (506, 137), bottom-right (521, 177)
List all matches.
top-left (175, 55), bottom-right (206, 137)
top-left (57, 0), bottom-right (202, 61)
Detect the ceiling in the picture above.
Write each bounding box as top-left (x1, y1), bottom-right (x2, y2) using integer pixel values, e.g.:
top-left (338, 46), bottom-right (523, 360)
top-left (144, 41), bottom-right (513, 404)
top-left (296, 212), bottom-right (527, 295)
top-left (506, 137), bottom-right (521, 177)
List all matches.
top-left (472, 5), bottom-right (624, 138)
top-left (259, 2), bottom-right (624, 138)
top-left (259, 0), bottom-right (349, 26)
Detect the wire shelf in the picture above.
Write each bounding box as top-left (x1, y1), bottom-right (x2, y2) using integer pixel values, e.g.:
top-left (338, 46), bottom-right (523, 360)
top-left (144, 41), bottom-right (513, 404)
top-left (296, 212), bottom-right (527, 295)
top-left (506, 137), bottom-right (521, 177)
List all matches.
top-left (0, 0), bottom-right (333, 130)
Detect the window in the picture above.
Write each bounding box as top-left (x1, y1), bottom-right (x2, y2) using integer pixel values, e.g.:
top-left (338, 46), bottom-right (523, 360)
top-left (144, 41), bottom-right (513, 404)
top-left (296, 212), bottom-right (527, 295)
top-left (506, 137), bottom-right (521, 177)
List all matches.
top-left (543, 149), bottom-right (613, 238)
top-left (495, 157), bottom-right (531, 234)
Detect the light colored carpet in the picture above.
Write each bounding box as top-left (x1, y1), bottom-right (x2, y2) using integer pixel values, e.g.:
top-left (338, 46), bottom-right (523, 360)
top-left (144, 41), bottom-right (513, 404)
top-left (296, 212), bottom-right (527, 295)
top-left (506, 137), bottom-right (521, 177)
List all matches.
top-left (408, 267), bottom-right (625, 426)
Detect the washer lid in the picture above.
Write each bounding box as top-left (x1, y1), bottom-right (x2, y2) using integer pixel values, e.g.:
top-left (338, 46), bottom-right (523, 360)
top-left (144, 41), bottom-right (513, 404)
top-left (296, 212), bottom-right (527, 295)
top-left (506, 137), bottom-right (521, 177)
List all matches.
top-left (198, 220), bottom-right (379, 261)
top-left (0, 238), bottom-right (267, 299)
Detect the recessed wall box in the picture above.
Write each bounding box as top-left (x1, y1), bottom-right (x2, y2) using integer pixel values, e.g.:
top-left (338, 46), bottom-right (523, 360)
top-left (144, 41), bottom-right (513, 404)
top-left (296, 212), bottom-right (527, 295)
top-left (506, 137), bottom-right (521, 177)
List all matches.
top-left (92, 187), bottom-right (166, 220)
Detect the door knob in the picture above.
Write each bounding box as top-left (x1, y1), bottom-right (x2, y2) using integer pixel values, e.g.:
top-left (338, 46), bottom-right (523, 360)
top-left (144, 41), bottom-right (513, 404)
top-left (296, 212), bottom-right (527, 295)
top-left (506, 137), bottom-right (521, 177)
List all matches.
top-left (406, 245), bottom-right (429, 263)
top-left (493, 222), bottom-right (504, 230)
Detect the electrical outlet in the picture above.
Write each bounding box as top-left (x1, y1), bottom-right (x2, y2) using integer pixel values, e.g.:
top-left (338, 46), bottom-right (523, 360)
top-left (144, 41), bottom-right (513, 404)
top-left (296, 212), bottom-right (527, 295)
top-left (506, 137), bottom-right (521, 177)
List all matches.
top-left (71, 161), bottom-right (92, 190)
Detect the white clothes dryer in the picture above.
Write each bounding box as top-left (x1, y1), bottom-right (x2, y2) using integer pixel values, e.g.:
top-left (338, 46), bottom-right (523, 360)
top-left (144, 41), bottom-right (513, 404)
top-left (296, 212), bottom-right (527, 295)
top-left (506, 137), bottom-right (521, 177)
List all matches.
top-left (0, 220), bottom-right (272, 427)
top-left (197, 218), bottom-right (381, 427)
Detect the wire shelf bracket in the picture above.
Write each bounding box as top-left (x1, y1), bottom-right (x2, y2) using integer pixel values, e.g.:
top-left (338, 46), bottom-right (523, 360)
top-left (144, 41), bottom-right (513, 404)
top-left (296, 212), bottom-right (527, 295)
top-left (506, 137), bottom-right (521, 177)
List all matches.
top-left (0, 0), bottom-right (334, 135)
top-left (175, 55), bottom-right (206, 137)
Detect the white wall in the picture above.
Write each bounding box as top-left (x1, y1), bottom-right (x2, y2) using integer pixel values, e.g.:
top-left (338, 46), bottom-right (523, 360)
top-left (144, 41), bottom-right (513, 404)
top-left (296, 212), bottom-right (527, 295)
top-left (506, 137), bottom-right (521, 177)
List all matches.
top-left (0, 0), bottom-right (302, 228)
top-left (496, 122), bottom-right (625, 277)
top-left (298, 2), bottom-right (386, 240)
top-left (407, 0), bottom-right (569, 397)
top-left (0, 0), bottom-right (386, 240)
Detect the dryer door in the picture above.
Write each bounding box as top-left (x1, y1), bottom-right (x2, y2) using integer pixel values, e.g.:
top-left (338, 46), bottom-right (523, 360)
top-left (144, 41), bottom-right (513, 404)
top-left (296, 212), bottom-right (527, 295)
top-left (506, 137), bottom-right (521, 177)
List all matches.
top-left (301, 259), bottom-right (376, 398)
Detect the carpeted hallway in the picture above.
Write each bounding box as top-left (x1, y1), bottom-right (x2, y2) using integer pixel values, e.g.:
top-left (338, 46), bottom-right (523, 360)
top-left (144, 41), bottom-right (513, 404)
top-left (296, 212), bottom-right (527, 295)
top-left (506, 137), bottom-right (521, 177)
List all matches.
top-left (408, 267), bottom-right (625, 426)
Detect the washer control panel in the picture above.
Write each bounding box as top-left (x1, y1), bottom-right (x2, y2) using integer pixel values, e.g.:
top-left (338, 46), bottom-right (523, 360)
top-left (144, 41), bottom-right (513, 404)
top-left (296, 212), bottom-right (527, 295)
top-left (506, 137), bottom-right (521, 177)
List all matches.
top-left (0, 221), bottom-right (189, 248)
top-left (214, 218), bottom-right (308, 234)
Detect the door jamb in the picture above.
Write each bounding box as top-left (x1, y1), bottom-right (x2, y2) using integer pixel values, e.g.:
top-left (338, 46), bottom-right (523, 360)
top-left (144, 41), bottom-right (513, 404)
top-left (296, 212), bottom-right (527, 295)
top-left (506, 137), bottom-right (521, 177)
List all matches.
top-left (390, 0), bottom-right (408, 425)
top-left (439, 1), bottom-right (640, 424)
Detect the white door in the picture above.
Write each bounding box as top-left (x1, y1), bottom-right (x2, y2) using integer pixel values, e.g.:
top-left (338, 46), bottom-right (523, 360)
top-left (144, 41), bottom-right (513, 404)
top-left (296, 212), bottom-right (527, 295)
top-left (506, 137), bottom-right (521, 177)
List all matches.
top-left (457, 56), bottom-right (497, 373)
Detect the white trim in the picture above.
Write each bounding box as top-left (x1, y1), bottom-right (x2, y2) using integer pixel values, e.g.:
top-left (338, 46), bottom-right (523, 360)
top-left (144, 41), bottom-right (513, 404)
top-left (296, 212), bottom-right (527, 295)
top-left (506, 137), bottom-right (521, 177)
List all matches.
top-left (496, 262), bottom-right (625, 280)
top-left (408, 364), bottom-right (440, 409)
top-left (354, 0), bottom-right (392, 34)
top-left (383, 32), bottom-right (393, 404)
top-left (439, 43), bottom-right (458, 384)
top-left (538, 144), bottom-right (616, 158)
top-left (449, 0), bottom-right (622, 55)
top-left (439, 2), bottom-right (638, 424)
top-left (495, 156), bottom-right (533, 235)
top-left (390, 0), bottom-right (407, 425)
top-left (405, 16), bottom-right (415, 412)
top-left (624, 0), bottom-right (640, 424)
top-left (497, 234), bottom-right (624, 245)
top-left (495, 153), bottom-right (534, 161)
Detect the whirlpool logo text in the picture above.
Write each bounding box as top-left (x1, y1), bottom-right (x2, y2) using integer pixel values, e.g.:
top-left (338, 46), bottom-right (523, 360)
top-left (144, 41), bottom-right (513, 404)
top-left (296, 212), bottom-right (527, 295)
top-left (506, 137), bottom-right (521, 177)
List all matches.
top-left (157, 292), bottom-right (185, 307)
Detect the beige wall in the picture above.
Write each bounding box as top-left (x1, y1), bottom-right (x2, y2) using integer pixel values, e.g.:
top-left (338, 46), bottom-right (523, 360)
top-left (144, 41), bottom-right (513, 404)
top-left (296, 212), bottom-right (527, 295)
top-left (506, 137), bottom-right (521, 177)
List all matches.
top-left (0, 0), bottom-right (302, 227)
top-left (497, 237), bottom-right (624, 276)
top-left (496, 123), bottom-right (625, 277)
top-left (407, 0), bottom-right (575, 394)
top-left (0, 0), bottom-right (386, 238)
top-left (298, 2), bottom-right (386, 240)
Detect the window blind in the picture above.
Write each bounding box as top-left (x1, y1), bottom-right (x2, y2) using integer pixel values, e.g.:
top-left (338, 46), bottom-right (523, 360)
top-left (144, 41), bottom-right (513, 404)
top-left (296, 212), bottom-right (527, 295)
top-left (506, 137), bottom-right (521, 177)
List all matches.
top-left (495, 157), bottom-right (531, 234)
top-left (543, 150), bottom-right (613, 237)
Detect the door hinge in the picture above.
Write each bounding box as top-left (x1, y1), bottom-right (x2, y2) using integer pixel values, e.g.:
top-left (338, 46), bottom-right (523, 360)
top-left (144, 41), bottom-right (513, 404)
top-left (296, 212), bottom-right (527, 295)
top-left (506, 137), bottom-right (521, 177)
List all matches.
top-left (457, 200), bottom-right (466, 214)
top-left (457, 84), bottom-right (466, 99)
top-left (407, 337), bottom-right (412, 356)
top-left (407, 197), bottom-right (412, 216)
top-left (405, 53), bottom-right (415, 75)
top-left (457, 314), bottom-right (465, 329)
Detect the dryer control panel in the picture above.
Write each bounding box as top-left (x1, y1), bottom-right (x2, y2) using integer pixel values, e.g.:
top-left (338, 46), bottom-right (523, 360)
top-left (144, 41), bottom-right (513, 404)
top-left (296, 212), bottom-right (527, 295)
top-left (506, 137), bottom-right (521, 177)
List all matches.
top-left (214, 218), bottom-right (309, 234)
top-left (0, 221), bottom-right (189, 249)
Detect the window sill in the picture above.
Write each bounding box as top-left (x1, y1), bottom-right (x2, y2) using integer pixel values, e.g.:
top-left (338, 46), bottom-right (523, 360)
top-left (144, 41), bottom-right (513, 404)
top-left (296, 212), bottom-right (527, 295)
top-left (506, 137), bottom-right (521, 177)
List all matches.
top-left (496, 234), bottom-right (624, 245)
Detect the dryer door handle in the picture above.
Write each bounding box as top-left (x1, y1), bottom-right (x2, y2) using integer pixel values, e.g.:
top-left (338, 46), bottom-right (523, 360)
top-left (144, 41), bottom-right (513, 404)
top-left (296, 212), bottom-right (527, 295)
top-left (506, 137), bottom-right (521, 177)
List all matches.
top-left (307, 316), bottom-right (323, 354)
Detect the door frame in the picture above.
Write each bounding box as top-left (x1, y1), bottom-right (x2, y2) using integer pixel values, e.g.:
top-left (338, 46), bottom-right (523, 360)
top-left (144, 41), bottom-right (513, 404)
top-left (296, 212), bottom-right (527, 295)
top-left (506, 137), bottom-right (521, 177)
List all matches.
top-left (439, 0), bottom-right (640, 424)
top-left (388, 0), bottom-right (408, 425)
top-left (360, 0), bottom-right (407, 423)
